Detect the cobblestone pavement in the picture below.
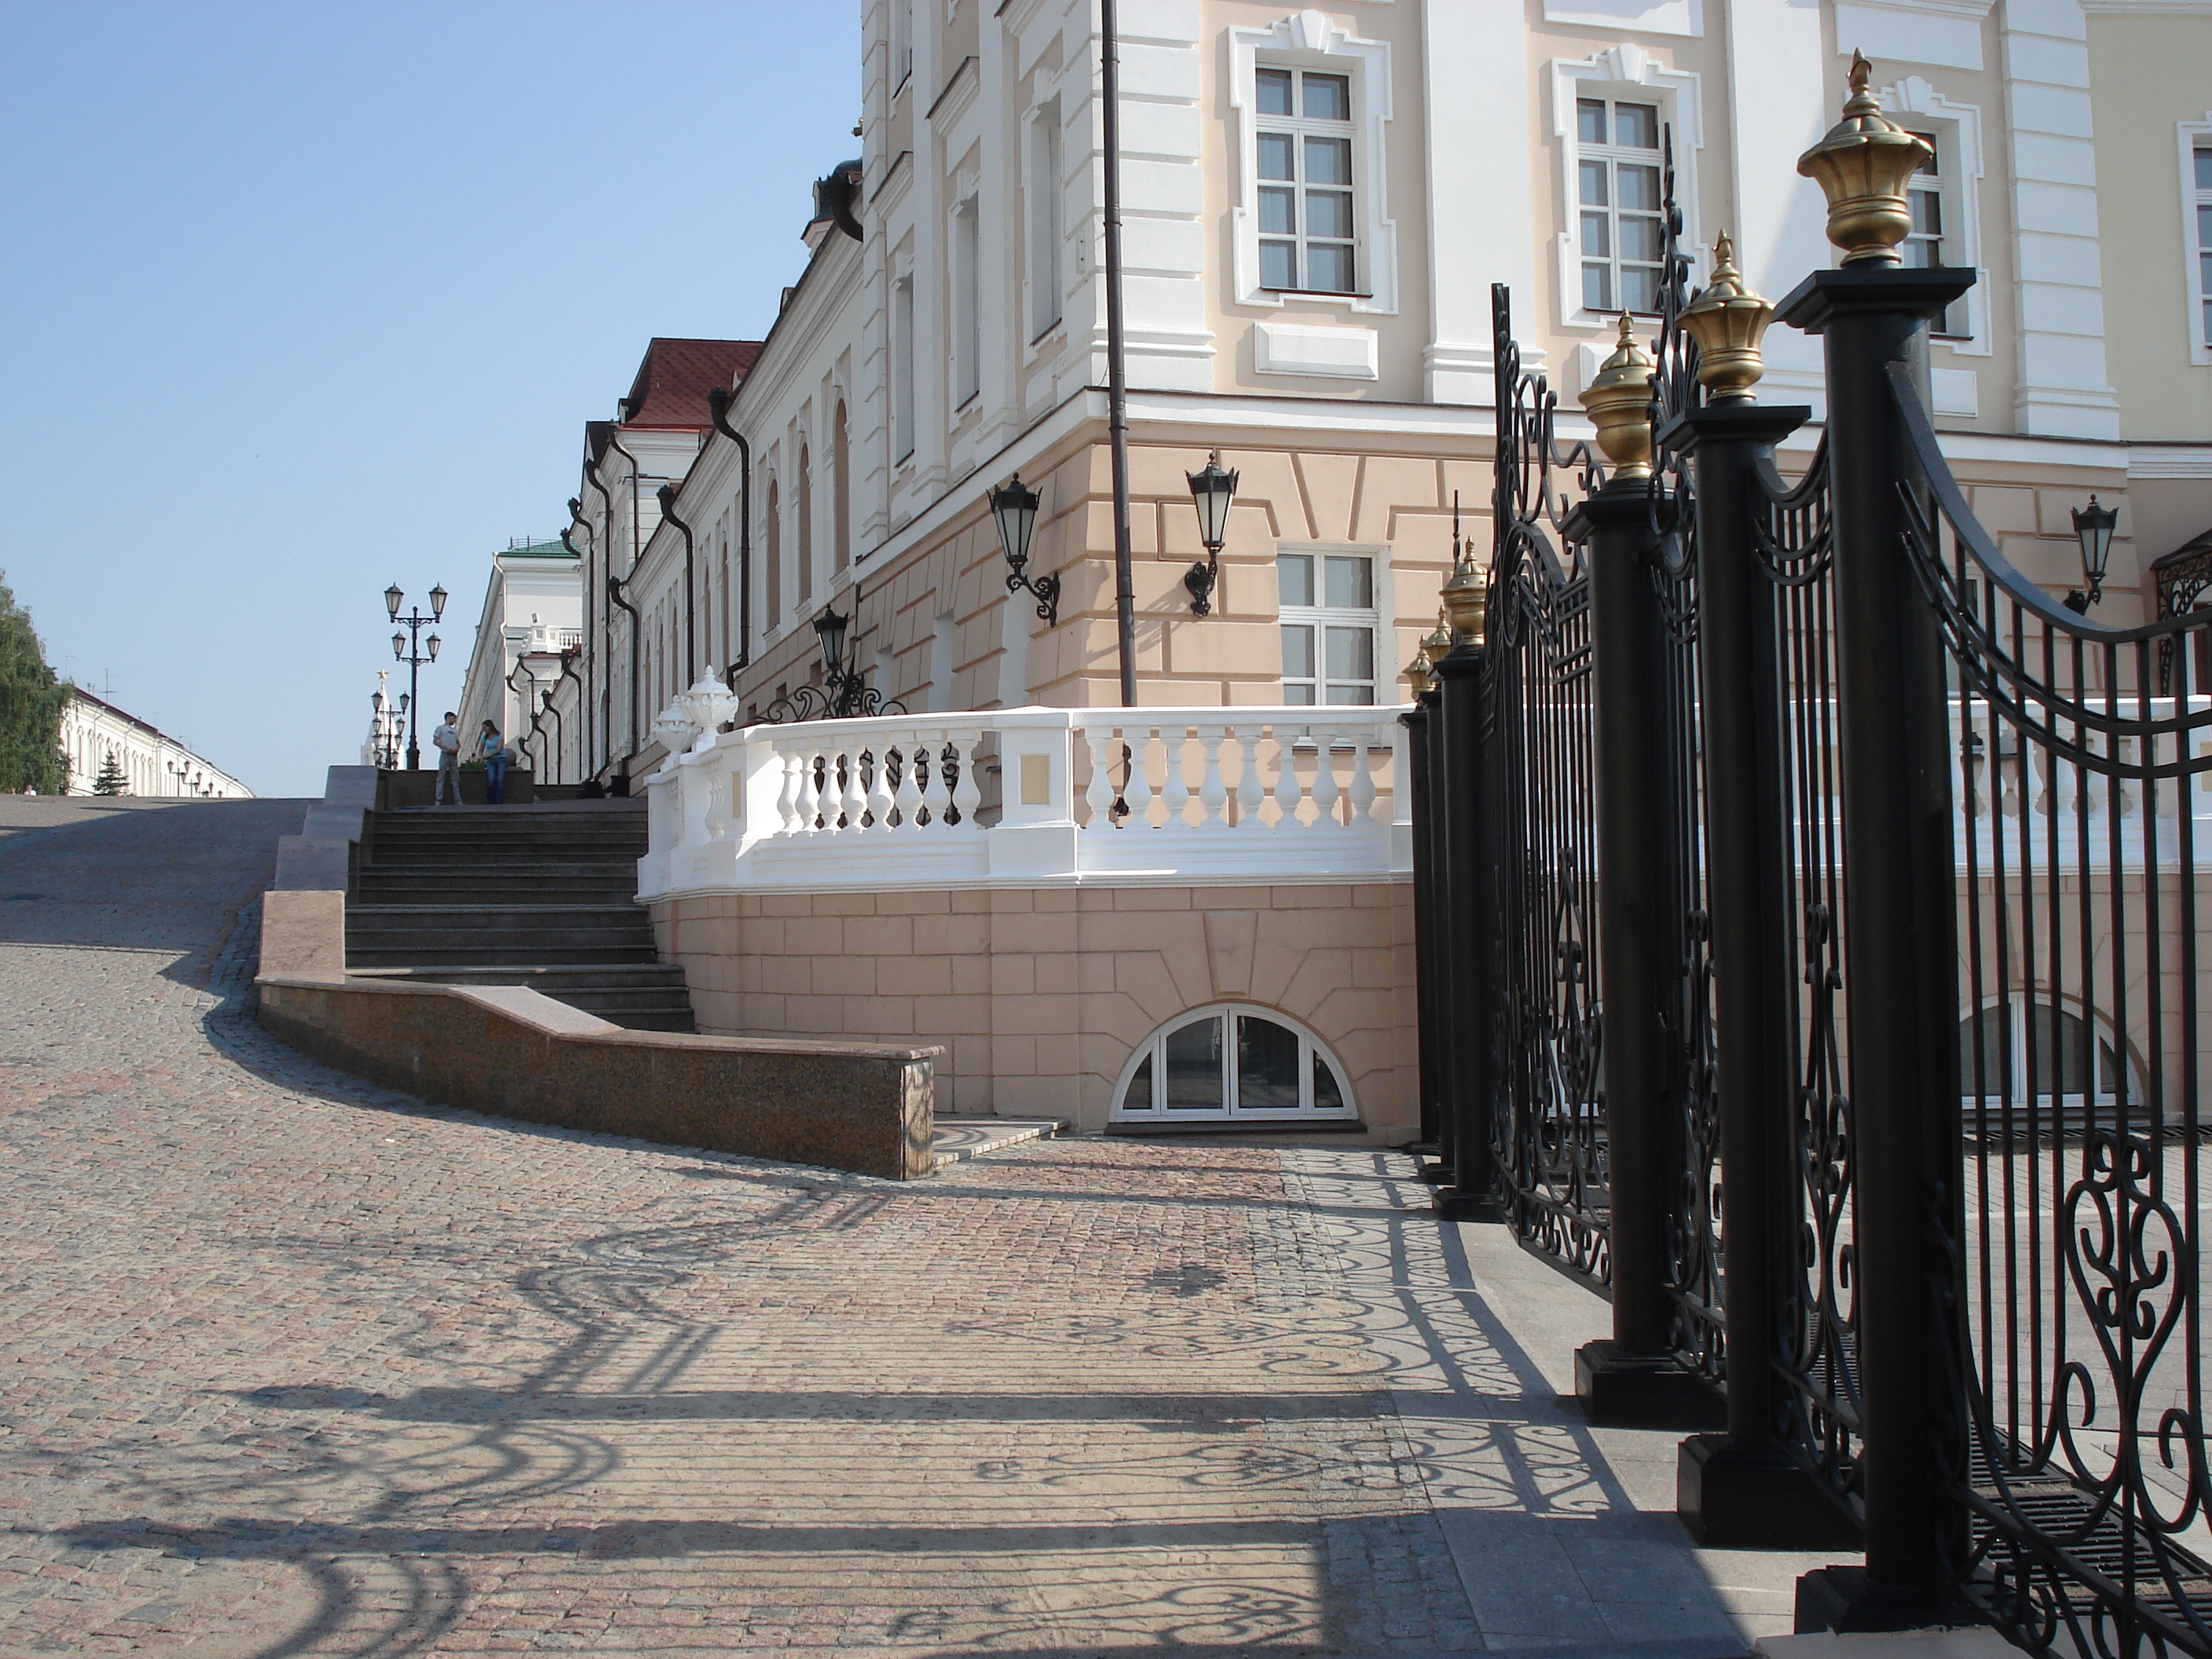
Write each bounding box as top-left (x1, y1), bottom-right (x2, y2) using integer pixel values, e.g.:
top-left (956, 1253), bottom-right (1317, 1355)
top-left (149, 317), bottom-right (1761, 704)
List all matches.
top-left (0, 797), bottom-right (1829, 1657)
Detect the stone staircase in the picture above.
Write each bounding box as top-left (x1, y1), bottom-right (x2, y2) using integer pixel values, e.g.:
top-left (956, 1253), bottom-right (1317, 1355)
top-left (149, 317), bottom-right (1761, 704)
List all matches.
top-left (344, 802), bottom-right (696, 1032)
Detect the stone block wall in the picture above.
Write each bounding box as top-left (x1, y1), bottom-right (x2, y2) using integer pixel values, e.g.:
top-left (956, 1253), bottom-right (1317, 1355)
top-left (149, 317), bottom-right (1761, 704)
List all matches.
top-left (650, 881), bottom-right (1417, 1137)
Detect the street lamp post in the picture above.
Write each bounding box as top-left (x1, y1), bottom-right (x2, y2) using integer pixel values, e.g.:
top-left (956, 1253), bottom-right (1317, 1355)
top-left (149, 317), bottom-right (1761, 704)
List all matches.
top-left (384, 582), bottom-right (447, 769)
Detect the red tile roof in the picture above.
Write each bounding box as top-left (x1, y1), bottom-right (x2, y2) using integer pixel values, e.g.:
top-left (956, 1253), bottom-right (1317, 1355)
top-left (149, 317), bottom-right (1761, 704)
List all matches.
top-left (620, 338), bottom-right (764, 429)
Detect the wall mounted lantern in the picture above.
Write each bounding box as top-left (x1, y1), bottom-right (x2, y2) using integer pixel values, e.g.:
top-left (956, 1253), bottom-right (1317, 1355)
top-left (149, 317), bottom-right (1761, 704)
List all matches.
top-left (812, 605), bottom-right (850, 679)
top-left (761, 601), bottom-right (907, 723)
top-left (1183, 449), bottom-right (1239, 617)
top-left (989, 474), bottom-right (1060, 625)
top-left (2065, 494), bottom-right (2118, 613)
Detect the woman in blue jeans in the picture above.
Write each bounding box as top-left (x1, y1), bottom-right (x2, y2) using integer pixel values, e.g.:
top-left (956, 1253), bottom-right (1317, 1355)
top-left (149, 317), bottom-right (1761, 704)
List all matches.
top-left (477, 720), bottom-right (509, 804)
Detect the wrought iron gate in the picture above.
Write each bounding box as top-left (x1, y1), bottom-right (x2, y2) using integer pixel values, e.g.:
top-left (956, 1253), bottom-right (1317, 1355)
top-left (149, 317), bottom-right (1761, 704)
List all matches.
top-left (1408, 59), bottom-right (2212, 1654)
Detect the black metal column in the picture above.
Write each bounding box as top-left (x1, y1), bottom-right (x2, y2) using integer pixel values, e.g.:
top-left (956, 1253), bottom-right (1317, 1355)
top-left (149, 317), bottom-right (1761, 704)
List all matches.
top-left (1569, 480), bottom-right (1716, 1429)
top-left (1402, 696), bottom-right (1445, 1166)
top-left (1434, 643), bottom-right (1499, 1220)
top-left (1665, 402), bottom-right (1862, 1548)
top-left (1779, 266), bottom-right (1976, 1630)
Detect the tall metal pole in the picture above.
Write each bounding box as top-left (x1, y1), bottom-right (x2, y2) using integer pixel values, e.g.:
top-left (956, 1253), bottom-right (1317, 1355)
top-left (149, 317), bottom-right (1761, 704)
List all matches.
top-left (1101, 0), bottom-right (1137, 707)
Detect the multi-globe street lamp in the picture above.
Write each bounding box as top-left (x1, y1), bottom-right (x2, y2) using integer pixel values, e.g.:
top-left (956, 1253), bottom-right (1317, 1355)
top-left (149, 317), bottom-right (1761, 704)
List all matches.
top-left (370, 686), bottom-right (408, 770)
top-left (383, 581), bottom-right (447, 769)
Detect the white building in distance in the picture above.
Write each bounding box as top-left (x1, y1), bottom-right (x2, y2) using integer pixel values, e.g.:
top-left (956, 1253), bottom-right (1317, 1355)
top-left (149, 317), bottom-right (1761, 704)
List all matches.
top-left (455, 536), bottom-right (586, 776)
top-left (57, 689), bottom-right (251, 798)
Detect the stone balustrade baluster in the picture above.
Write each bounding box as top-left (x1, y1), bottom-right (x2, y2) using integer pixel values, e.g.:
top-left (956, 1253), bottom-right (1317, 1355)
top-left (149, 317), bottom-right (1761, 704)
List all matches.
top-left (1310, 738), bottom-right (1342, 827)
top-left (892, 739), bottom-right (927, 830)
top-left (1084, 732), bottom-right (1116, 830)
top-left (950, 733), bottom-right (984, 829)
top-left (1232, 729), bottom-right (1265, 829)
top-left (839, 745), bottom-right (869, 831)
top-left (1272, 731), bottom-right (1303, 828)
top-left (1122, 727), bottom-right (1155, 828)
top-left (865, 743), bottom-right (897, 833)
top-left (1197, 728), bottom-right (1229, 830)
top-left (1348, 738), bottom-right (1378, 825)
top-left (1160, 728), bottom-right (1192, 827)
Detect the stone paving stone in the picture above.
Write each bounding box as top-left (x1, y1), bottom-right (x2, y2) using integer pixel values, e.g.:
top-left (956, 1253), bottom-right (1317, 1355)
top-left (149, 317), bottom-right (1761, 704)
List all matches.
top-left (0, 797), bottom-right (1845, 1656)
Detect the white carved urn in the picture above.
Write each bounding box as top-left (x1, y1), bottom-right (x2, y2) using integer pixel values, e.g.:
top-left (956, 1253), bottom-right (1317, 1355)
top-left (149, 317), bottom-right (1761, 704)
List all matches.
top-left (650, 698), bottom-right (702, 756)
top-left (676, 672), bottom-right (741, 745)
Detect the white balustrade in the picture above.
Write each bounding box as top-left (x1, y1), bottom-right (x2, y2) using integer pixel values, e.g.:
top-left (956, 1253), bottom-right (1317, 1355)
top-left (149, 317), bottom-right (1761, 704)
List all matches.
top-left (638, 706), bottom-right (1413, 899)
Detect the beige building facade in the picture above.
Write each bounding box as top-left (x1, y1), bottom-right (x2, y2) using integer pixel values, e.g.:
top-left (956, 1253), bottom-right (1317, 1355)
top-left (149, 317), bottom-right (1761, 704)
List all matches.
top-left (525, 0), bottom-right (2212, 1131)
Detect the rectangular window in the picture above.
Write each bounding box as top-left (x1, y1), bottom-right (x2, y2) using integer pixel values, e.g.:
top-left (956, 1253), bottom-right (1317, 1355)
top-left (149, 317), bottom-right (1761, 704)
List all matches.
top-left (1903, 134), bottom-right (1965, 338)
top-left (953, 200), bottom-right (980, 408)
top-left (892, 0), bottom-right (913, 90)
top-left (892, 275), bottom-right (916, 463)
top-left (1278, 551), bottom-right (1378, 705)
top-left (1255, 67), bottom-right (1358, 295)
top-left (2196, 145), bottom-right (2212, 350)
top-left (1029, 104), bottom-right (1063, 339)
top-left (1576, 97), bottom-right (1663, 317)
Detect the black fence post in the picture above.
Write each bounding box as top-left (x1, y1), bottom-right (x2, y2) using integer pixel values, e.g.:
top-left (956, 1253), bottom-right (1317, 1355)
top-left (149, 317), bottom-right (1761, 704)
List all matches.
top-left (1779, 258), bottom-right (1977, 1627)
top-left (1664, 397), bottom-right (1863, 1548)
top-left (1566, 471), bottom-right (1714, 1428)
top-left (1402, 690), bottom-right (1445, 1168)
top-left (1434, 633), bottom-right (1500, 1220)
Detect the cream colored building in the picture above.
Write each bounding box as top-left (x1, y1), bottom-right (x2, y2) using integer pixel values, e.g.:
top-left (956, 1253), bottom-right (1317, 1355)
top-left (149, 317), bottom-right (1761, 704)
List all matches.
top-left (58, 689), bottom-right (250, 799)
top-left (538, 0), bottom-right (2212, 1132)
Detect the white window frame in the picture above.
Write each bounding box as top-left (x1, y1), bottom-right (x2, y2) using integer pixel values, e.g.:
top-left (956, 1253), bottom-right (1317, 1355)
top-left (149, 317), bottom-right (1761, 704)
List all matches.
top-left (1551, 46), bottom-right (1701, 335)
top-left (1228, 13), bottom-right (1397, 315)
top-left (1110, 1003), bottom-right (1358, 1124)
top-left (891, 0), bottom-right (914, 93)
top-left (1881, 77), bottom-right (1990, 356)
top-left (950, 193), bottom-right (980, 410)
top-left (2181, 112), bottom-right (2212, 367)
top-left (892, 269), bottom-right (917, 464)
top-left (1277, 545), bottom-right (1382, 706)
top-left (1027, 99), bottom-right (1064, 342)
top-left (1958, 998), bottom-right (2139, 1115)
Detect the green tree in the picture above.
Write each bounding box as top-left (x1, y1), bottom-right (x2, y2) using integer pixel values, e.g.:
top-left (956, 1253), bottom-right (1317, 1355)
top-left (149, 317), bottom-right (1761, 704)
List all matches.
top-left (93, 751), bottom-right (126, 795)
top-left (0, 572), bottom-right (66, 794)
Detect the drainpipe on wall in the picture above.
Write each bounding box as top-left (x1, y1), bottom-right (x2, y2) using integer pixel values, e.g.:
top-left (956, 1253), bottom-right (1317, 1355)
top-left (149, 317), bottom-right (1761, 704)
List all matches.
top-left (603, 430), bottom-right (647, 771)
top-left (708, 385), bottom-right (753, 683)
top-left (1101, 0), bottom-right (1137, 707)
top-left (658, 485), bottom-right (698, 687)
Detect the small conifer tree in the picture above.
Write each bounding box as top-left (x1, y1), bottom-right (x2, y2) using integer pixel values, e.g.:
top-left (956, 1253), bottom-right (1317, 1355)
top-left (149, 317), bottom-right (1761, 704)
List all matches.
top-left (93, 751), bottom-right (127, 795)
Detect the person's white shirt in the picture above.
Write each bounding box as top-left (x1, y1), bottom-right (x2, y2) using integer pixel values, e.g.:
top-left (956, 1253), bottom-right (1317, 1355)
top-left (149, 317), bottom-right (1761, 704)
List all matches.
top-left (432, 722), bottom-right (460, 756)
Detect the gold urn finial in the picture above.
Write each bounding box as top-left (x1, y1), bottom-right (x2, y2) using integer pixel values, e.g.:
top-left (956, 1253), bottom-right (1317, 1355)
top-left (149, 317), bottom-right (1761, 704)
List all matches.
top-left (1440, 540), bottom-right (1488, 646)
top-left (1679, 232), bottom-right (1774, 401)
top-left (1797, 51), bottom-right (1932, 266)
top-left (1577, 313), bottom-right (1657, 481)
top-left (1403, 649), bottom-right (1434, 697)
top-left (1421, 610), bottom-right (1454, 668)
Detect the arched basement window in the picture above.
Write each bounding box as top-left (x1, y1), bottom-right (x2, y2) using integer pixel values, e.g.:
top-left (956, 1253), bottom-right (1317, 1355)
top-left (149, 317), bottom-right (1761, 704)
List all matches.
top-left (1112, 1004), bottom-right (1355, 1123)
top-left (1958, 998), bottom-right (2139, 1123)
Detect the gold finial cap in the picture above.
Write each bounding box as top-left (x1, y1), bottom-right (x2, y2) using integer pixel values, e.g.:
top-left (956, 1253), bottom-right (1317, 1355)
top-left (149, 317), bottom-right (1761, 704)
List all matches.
top-left (1441, 549), bottom-right (1488, 646)
top-left (1797, 52), bottom-right (1932, 266)
top-left (1577, 313), bottom-right (1657, 481)
top-left (1403, 651), bottom-right (1434, 696)
top-left (1680, 232), bottom-right (1774, 401)
top-left (1421, 610), bottom-right (1454, 667)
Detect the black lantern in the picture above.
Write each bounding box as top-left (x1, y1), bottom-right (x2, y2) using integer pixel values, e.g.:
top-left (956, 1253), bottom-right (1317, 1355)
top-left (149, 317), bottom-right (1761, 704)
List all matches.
top-left (990, 474), bottom-right (1060, 625)
top-left (812, 606), bottom-right (850, 676)
top-left (1183, 449), bottom-right (1240, 617)
top-left (392, 631), bottom-right (406, 660)
top-left (427, 633), bottom-right (441, 663)
top-left (2065, 494), bottom-right (2118, 613)
top-left (429, 583), bottom-right (449, 622)
top-left (384, 583), bottom-right (404, 620)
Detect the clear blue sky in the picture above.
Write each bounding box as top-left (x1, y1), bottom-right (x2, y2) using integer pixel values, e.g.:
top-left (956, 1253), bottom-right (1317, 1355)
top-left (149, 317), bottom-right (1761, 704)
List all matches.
top-left (0, 1), bottom-right (859, 798)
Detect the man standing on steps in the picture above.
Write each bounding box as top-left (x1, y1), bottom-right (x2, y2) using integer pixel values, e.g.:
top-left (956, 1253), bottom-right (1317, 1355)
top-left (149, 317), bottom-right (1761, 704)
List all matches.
top-left (431, 712), bottom-right (461, 806)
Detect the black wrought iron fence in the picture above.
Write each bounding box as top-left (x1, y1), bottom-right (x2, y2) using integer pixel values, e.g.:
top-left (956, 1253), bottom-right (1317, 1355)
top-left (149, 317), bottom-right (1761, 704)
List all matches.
top-left (1894, 367), bottom-right (2212, 1657)
top-left (1479, 286), bottom-right (1610, 1294)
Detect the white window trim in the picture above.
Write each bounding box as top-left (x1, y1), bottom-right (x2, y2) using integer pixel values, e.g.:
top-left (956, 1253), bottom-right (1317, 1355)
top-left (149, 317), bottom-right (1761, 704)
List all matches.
top-left (1027, 98), bottom-right (1064, 346)
top-left (2181, 112), bottom-right (2212, 368)
top-left (1881, 76), bottom-right (1990, 357)
top-left (950, 187), bottom-right (981, 412)
top-left (1109, 1002), bottom-right (1359, 1123)
top-left (1550, 45), bottom-right (1702, 335)
top-left (1228, 10), bottom-right (1397, 316)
